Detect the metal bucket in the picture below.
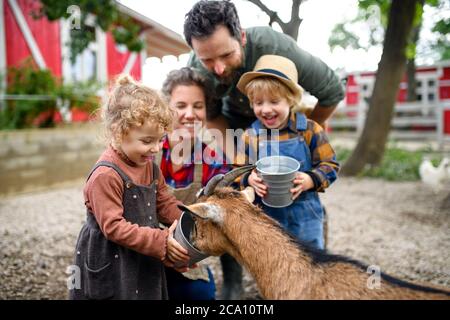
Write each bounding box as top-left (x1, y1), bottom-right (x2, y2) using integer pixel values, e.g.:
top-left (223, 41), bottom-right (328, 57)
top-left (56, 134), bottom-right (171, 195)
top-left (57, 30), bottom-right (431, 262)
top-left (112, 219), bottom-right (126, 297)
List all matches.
top-left (173, 211), bottom-right (209, 267)
top-left (255, 155), bottom-right (301, 208)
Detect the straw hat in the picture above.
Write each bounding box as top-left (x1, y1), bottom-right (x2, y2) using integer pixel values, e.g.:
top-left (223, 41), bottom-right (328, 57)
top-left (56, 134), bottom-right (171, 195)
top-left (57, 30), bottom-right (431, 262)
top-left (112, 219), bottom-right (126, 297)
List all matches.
top-left (237, 55), bottom-right (303, 99)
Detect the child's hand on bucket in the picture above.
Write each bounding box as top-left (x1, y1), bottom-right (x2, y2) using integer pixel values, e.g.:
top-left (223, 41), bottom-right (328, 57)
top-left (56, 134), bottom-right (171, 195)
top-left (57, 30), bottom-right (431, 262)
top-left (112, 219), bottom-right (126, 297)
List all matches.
top-left (248, 170), bottom-right (267, 197)
top-left (163, 220), bottom-right (190, 272)
top-left (291, 172), bottom-right (314, 200)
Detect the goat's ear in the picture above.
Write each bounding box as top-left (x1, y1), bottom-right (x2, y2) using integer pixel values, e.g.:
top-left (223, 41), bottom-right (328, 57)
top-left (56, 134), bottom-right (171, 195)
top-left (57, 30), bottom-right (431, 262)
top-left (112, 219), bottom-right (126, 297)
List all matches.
top-left (240, 186), bottom-right (255, 203)
top-left (177, 204), bottom-right (208, 220)
top-left (178, 204), bottom-right (191, 213)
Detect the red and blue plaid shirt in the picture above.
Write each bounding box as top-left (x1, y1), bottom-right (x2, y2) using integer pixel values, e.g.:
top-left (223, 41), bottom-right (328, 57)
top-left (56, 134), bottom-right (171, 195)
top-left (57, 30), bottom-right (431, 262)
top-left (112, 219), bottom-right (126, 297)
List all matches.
top-left (159, 137), bottom-right (231, 188)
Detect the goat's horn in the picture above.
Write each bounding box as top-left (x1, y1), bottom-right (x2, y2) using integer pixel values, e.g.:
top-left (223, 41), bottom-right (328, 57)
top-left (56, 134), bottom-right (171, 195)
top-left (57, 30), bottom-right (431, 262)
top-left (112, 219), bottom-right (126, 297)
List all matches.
top-left (202, 174), bottom-right (225, 196)
top-left (201, 165), bottom-right (256, 197)
top-left (216, 164), bottom-right (256, 188)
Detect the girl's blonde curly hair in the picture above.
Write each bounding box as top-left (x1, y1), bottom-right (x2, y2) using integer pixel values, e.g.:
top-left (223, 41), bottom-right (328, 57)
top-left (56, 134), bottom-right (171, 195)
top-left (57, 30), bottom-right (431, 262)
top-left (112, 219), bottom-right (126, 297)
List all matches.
top-left (102, 74), bottom-right (175, 144)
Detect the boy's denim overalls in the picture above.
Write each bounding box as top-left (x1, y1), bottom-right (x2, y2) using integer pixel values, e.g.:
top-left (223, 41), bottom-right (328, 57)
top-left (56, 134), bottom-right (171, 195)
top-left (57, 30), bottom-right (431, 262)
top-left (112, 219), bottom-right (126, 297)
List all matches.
top-left (251, 113), bottom-right (325, 250)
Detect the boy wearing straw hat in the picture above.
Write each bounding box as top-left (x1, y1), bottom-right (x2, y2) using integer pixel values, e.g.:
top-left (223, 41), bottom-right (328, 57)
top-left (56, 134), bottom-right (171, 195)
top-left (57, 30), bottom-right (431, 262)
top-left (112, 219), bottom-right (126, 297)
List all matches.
top-left (236, 55), bottom-right (340, 250)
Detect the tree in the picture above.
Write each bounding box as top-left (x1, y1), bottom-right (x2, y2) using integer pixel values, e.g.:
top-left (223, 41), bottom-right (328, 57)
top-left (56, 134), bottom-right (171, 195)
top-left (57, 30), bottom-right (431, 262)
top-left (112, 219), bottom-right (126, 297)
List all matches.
top-left (35, 0), bottom-right (143, 63)
top-left (329, 0), bottom-right (436, 101)
top-left (341, 0), bottom-right (423, 176)
top-left (246, 0), bottom-right (304, 40)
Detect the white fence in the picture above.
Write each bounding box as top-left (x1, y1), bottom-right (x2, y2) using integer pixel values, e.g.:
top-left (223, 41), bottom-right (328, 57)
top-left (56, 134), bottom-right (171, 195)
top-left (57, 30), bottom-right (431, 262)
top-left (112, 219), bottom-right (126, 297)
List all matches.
top-left (329, 101), bottom-right (450, 147)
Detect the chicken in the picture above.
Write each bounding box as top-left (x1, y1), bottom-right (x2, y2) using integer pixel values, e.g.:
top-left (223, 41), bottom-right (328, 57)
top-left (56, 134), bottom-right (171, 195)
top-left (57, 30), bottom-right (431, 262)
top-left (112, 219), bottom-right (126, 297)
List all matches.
top-left (419, 157), bottom-right (450, 192)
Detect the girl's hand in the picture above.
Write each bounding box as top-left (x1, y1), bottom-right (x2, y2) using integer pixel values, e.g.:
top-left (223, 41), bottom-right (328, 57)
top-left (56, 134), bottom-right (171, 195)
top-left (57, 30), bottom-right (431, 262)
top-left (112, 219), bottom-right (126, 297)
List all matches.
top-left (165, 220), bottom-right (190, 267)
top-left (248, 170), bottom-right (267, 197)
top-left (291, 172), bottom-right (314, 200)
top-left (162, 259), bottom-right (189, 273)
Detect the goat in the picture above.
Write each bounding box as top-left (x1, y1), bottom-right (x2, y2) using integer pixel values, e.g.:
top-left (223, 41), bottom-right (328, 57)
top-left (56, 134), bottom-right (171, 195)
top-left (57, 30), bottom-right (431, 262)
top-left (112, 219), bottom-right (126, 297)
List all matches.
top-left (181, 166), bottom-right (450, 300)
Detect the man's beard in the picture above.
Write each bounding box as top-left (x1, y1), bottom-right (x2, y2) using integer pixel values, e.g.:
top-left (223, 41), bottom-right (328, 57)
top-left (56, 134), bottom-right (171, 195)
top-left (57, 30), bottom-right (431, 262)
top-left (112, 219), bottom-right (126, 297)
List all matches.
top-left (213, 68), bottom-right (241, 86)
top-left (213, 45), bottom-right (245, 86)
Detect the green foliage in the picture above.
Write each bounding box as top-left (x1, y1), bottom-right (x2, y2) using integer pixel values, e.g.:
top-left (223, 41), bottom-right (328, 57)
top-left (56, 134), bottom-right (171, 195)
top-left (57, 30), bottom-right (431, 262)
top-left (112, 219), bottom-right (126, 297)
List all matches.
top-left (58, 79), bottom-right (102, 113)
top-left (433, 18), bottom-right (450, 34)
top-left (335, 146), bottom-right (352, 164)
top-left (329, 0), bottom-right (387, 51)
top-left (412, 1), bottom-right (425, 28)
top-left (406, 42), bottom-right (417, 60)
top-left (431, 18), bottom-right (450, 60)
top-left (361, 147), bottom-right (426, 181)
top-left (1, 60), bottom-right (57, 129)
top-left (359, 0), bottom-right (390, 15)
top-left (329, 0), bottom-right (448, 62)
top-left (335, 145), bottom-right (443, 181)
top-left (112, 22), bottom-right (143, 52)
top-left (0, 59), bottom-right (100, 130)
top-left (69, 26), bottom-right (96, 64)
top-left (328, 23), bottom-right (361, 50)
top-left (36, 0), bottom-right (143, 63)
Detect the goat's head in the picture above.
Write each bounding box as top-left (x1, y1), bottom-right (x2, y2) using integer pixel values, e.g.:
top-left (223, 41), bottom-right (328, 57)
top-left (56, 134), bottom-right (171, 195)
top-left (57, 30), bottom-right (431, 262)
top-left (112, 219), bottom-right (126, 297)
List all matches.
top-left (178, 165), bottom-right (256, 256)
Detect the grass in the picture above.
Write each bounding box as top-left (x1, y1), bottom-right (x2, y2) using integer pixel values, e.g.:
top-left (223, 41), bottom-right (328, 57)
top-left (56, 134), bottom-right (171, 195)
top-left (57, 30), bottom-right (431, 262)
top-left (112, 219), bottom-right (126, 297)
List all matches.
top-left (335, 146), bottom-right (446, 181)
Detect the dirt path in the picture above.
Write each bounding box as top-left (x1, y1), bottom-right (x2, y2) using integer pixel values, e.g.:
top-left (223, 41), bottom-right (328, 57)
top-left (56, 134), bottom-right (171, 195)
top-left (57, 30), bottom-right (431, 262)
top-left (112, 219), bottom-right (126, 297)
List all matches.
top-left (0, 178), bottom-right (449, 299)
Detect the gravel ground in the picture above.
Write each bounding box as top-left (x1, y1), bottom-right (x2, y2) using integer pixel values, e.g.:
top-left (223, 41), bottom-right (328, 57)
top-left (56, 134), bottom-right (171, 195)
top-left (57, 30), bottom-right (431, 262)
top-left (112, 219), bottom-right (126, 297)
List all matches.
top-left (0, 178), bottom-right (449, 299)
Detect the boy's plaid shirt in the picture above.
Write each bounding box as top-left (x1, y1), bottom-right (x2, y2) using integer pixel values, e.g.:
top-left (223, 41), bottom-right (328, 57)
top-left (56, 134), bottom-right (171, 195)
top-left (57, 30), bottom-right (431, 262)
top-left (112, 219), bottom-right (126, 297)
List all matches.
top-left (235, 112), bottom-right (340, 192)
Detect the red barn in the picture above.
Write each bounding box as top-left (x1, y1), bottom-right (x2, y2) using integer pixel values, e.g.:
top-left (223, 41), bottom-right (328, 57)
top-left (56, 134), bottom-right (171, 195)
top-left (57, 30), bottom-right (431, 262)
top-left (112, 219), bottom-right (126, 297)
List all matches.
top-left (0, 0), bottom-right (190, 121)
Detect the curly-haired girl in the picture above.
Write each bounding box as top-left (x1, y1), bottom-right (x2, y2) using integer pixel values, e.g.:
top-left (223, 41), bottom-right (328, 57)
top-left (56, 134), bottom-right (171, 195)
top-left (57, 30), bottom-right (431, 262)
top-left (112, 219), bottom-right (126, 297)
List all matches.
top-left (69, 75), bottom-right (190, 300)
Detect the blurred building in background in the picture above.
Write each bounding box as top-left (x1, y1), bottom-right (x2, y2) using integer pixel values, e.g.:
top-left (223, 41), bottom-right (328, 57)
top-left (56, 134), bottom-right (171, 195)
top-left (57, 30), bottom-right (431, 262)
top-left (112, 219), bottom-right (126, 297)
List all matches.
top-left (331, 61), bottom-right (450, 147)
top-left (0, 0), bottom-right (190, 195)
top-left (0, 0), bottom-right (190, 121)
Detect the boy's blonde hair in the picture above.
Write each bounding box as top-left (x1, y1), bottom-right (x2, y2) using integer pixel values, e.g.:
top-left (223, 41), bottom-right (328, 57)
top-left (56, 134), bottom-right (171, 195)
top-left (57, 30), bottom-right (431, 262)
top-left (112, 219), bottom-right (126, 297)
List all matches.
top-left (102, 74), bottom-right (174, 144)
top-left (245, 77), bottom-right (301, 110)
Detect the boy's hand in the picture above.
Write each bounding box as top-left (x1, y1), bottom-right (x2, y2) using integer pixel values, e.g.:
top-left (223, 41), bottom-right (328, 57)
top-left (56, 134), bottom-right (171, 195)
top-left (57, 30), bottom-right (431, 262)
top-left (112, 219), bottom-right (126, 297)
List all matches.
top-left (164, 220), bottom-right (190, 268)
top-left (291, 172), bottom-right (314, 200)
top-left (248, 170), bottom-right (267, 198)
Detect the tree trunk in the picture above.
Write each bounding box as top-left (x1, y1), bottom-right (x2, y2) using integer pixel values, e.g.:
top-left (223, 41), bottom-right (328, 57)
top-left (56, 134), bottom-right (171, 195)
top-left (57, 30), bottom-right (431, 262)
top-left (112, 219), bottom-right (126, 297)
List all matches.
top-left (406, 58), bottom-right (417, 101)
top-left (341, 0), bottom-right (422, 176)
top-left (406, 19), bottom-right (422, 101)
